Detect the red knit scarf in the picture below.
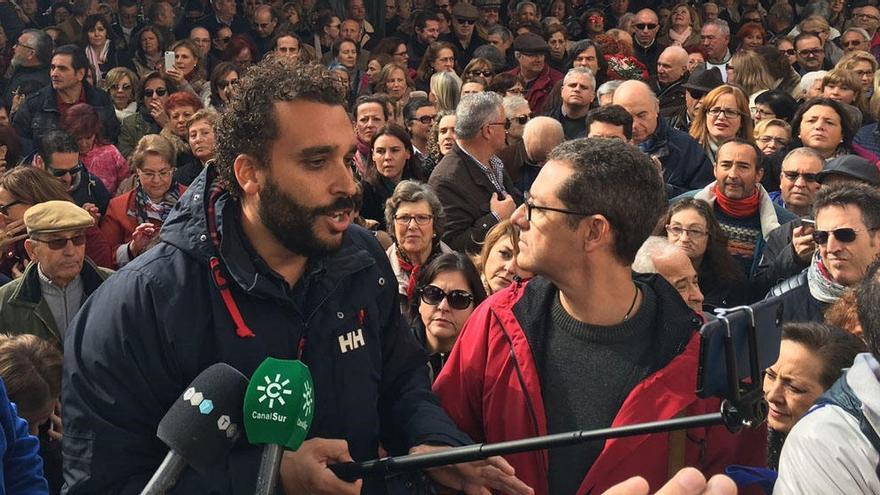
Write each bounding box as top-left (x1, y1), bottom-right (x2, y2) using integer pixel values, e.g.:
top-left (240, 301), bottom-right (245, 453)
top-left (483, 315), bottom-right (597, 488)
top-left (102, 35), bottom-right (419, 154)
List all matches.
top-left (713, 183), bottom-right (760, 219)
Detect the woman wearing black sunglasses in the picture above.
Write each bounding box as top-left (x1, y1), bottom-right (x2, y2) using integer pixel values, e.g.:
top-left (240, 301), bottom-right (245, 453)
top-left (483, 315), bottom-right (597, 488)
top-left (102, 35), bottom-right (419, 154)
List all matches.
top-left (408, 252), bottom-right (487, 382)
top-left (118, 72), bottom-right (176, 160)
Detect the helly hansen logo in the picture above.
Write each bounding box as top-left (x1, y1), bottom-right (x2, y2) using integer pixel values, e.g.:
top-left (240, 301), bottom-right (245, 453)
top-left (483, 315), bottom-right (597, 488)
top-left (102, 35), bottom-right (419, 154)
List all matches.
top-left (338, 329), bottom-right (365, 353)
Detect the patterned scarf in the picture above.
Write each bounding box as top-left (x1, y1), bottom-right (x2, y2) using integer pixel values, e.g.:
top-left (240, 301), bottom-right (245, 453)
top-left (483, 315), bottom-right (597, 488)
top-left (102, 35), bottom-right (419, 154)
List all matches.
top-left (807, 250), bottom-right (847, 303)
top-left (132, 180), bottom-right (181, 224)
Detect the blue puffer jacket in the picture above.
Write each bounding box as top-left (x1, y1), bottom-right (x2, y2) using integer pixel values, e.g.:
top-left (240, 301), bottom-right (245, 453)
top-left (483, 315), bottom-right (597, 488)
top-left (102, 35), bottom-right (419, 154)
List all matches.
top-left (640, 117), bottom-right (715, 199)
top-left (0, 378), bottom-right (48, 495)
top-left (62, 166), bottom-right (470, 494)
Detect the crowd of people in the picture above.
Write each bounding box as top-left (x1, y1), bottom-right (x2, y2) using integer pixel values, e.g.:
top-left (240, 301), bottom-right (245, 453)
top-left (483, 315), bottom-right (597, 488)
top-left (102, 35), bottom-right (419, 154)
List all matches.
top-left (1, 0), bottom-right (880, 494)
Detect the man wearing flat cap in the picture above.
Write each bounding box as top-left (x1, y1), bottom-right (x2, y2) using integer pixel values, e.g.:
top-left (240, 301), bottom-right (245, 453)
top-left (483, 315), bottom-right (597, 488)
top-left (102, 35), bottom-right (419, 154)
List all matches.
top-left (505, 32), bottom-right (563, 114)
top-left (668, 65), bottom-right (724, 132)
top-left (442, 2), bottom-right (486, 63)
top-left (0, 201), bottom-right (113, 348)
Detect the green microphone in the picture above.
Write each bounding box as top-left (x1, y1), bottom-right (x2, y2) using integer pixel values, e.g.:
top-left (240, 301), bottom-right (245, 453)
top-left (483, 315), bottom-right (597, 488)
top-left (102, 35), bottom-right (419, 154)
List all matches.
top-left (244, 358), bottom-right (315, 495)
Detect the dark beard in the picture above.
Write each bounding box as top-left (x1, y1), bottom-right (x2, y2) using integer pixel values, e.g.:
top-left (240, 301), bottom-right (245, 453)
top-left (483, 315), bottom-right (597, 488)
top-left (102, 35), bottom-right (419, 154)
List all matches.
top-left (258, 174), bottom-right (354, 258)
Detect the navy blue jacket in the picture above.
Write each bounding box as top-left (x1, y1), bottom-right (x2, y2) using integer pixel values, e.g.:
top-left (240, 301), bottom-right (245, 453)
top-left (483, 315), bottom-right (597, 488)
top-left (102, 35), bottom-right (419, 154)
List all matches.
top-left (62, 167), bottom-right (470, 494)
top-left (641, 118), bottom-right (715, 199)
top-left (0, 377), bottom-right (47, 495)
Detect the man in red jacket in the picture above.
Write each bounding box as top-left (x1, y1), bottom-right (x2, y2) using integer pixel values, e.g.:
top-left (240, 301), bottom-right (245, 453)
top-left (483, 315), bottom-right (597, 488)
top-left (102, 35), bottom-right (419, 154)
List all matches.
top-left (434, 137), bottom-right (765, 495)
top-left (505, 33), bottom-right (562, 114)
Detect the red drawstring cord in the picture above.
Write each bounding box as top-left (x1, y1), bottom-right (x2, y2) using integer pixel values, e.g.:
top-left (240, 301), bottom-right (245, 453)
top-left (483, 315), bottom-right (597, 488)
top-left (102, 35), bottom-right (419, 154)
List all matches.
top-left (209, 256), bottom-right (255, 338)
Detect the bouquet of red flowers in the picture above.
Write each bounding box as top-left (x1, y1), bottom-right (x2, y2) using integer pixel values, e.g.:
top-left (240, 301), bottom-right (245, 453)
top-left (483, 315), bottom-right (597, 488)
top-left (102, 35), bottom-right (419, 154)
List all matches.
top-left (605, 54), bottom-right (649, 81)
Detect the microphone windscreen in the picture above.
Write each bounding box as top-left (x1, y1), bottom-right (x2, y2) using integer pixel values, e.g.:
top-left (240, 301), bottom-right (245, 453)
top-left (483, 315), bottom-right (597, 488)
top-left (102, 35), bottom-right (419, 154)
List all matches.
top-left (157, 363), bottom-right (249, 474)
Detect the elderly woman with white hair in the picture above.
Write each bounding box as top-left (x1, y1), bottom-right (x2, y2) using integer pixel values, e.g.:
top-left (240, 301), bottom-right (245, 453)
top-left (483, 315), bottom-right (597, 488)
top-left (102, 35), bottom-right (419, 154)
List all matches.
top-left (797, 71), bottom-right (827, 103)
top-left (502, 95), bottom-right (531, 145)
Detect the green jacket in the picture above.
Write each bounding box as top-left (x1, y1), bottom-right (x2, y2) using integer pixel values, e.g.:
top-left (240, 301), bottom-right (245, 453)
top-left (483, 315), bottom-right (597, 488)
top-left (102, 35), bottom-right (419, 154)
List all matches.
top-left (0, 259), bottom-right (113, 348)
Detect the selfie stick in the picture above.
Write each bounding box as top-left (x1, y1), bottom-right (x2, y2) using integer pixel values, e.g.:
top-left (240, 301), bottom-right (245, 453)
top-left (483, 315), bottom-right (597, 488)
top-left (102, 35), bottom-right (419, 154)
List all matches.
top-left (329, 305), bottom-right (770, 482)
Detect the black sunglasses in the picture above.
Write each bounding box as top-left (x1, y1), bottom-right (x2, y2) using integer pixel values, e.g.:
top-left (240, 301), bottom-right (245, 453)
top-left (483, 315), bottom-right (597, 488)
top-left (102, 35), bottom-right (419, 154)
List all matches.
top-left (216, 79), bottom-right (239, 89)
top-left (420, 284), bottom-right (474, 310)
top-left (782, 171), bottom-right (819, 183)
top-left (635, 23), bottom-right (658, 30)
top-left (455, 17), bottom-right (476, 25)
top-left (143, 87), bottom-right (168, 97)
top-left (505, 115), bottom-right (530, 129)
top-left (31, 233), bottom-right (87, 250)
top-left (47, 163), bottom-right (83, 178)
top-left (780, 48), bottom-right (796, 56)
top-left (812, 227), bottom-right (877, 245)
top-left (468, 69), bottom-right (494, 78)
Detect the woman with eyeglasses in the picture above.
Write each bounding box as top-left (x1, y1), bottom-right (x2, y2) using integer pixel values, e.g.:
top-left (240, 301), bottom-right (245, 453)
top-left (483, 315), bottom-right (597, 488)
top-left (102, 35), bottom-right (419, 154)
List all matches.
top-left (752, 90), bottom-right (798, 125)
top-left (476, 219), bottom-right (533, 295)
top-left (101, 135), bottom-right (185, 267)
top-left (132, 26), bottom-right (166, 80)
top-left (689, 85), bottom-right (753, 163)
top-left (102, 67), bottom-right (139, 123)
top-left (0, 167), bottom-right (113, 277)
top-left (836, 51), bottom-right (877, 97)
top-left (60, 103), bottom-right (129, 195)
top-left (775, 38), bottom-right (797, 68)
top-left (462, 58), bottom-right (495, 82)
top-left (415, 41), bottom-right (457, 92)
top-left (503, 95), bottom-right (531, 146)
top-left (408, 252), bottom-right (486, 382)
top-left (118, 72), bottom-right (175, 160)
top-left (655, 199), bottom-right (746, 311)
top-left (361, 125), bottom-right (427, 228)
top-left (754, 119), bottom-right (793, 156)
top-left (384, 180), bottom-right (454, 314)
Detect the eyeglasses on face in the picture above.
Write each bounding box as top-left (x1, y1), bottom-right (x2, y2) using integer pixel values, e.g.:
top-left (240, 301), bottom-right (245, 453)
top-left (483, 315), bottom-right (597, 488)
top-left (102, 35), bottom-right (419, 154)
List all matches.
top-left (216, 78), bottom-right (239, 89)
top-left (757, 136), bottom-right (788, 147)
top-left (468, 69), bottom-right (494, 78)
top-left (420, 284), bottom-right (474, 310)
top-left (412, 115), bottom-right (437, 125)
top-left (111, 83), bottom-right (132, 91)
top-left (634, 23), bottom-right (658, 30)
top-left (143, 87), bottom-right (168, 97)
top-left (47, 163), bottom-right (83, 178)
top-left (797, 48), bottom-right (823, 57)
top-left (0, 199), bottom-right (22, 215)
top-left (506, 115), bottom-right (530, 128)
top-left (780, 48), bottom-right (796, 56)
top-left (523, 192), bottom-right (590, 222)
top-left (394, 213), bottom-right (433, 225)
top-left (455, 17), bottom-right (476, 25)
top-left (138, 169), bottom-right (173, 180)
top-left (31, 233), bottom-right (87, 250)
top-left (781, 171), bottom-right (818, 183)
top-left (812, 227), bottom-right (877, 245)
top-left (666, 225), bottom-right (708, 239)
top-left (843, 40), bottom-right (865, 47)
top-left (707, 107), bottom-right (742, 119)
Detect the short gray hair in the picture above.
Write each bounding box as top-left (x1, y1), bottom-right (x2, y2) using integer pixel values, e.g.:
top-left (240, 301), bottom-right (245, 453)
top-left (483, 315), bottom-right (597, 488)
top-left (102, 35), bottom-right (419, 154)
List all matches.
top-left (502, 95), bottom-right (529, 118)
top-left (384, 180), bottom-right (446, 241)
top-left (843, 27), bottom-right (871, 41)
top-left (782, 147), bottom-right (824, 167)
top-left (632, 236), bottom-right (685, 274)
top-left (22, 29), bottom-right (53, 66)
top-left (515, 1), bottom-right (536, 14)
top-left (488, 25), bottom-right (512, 43)
top-left (799, 70), bottom-right (827, 95)
top-left (597, 80), bottom-right (622, 100)
top-left (703, 19), bottom-right (730, 37)
top-left (456, 92), bottom-right (503, 140)
top-left (564, 67), bottom-right (596, 90)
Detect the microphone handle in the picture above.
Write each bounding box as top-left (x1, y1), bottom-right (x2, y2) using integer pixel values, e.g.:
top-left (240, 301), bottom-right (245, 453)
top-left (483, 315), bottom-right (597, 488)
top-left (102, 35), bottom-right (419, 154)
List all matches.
top-left (254, 444), bottom-right (284, 495)
top-left (140, 451), bottom-right (188, 495)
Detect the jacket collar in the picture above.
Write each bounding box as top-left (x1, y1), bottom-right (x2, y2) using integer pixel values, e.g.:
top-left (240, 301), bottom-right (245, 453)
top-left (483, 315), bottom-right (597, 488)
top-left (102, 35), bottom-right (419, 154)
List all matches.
top-left (12, 257), bottom-right (107, 306)
top-left (450, 143), bottom-right (499, 192)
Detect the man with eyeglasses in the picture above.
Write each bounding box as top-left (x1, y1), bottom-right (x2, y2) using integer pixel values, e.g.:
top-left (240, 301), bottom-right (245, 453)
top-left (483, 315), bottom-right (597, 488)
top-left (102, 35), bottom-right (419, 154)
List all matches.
top-left (6, 29), bottom-right (51, 107)
top-left (770, 183), bottom-right (880, 325)
top-left (632, 9), bottom-right (663, 77)
top-left (429, 92), bottom-right (520, 254)
top-left (403, 97), bottom-right (436, 166)
top-left (441, 3), bottom-right (485, 65)
top-left (32, 130), bottom-right (111, 218)
top-left (793, 32), bottom-right (829, 76)
top-left (434, 137), bottom-right (763, 494)
top-left (0, 201), bottom-right (112, 348)
top-left (840, 28), bottom-right (871, 55)
top-left (677, 138), bottom-right (796, 287)
top-left (756, 148), bottom-right (826, 290)
top-left (852, 5), bottom-right (880, 49)
top-left (506, 33), bottom-right (562, 114)
top-left (251, 5), bottom-right (279, 58)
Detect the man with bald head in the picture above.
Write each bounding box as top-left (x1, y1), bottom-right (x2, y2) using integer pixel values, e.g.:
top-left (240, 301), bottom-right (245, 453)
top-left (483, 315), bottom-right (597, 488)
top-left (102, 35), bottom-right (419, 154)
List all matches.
top-left (632, 8), bottom-right (664, 76)
top-left (497, 116), bottom-right (564, 193)
top-left (653, 45), bottom-right (689, 119)
top-left (613, 80), bottom-right (713, 198)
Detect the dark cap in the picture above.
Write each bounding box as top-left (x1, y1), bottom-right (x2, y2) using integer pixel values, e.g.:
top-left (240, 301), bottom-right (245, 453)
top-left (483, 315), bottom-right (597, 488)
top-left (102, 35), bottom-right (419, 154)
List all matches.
top-left (474, 0), bottom-right (502, 9)
top-left (452, 2), bottom-right (479, 21)
top-left (682, 66), bottom-right (724, 93)
top-left (513, 33), bottom-right (549, 54)
top-left (817, 154), bottom-right (880, 186)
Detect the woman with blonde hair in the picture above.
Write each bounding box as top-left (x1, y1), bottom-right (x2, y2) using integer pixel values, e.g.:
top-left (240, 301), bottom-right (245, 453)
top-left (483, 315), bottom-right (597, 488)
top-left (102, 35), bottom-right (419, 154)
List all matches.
top-left (822, 67), bottom-right (872, 126)
top-left (164, 39), bottom-right (210, 107)
top-left (374, 63), bottom-right (414, 106)
top-left (657, 2), bottom-right (701, 48)
top-left (429, 71), bottom-right (461, 112)
top-left (102, 67), bottom-right (139, 122)
top-left (727, 50), bottom-right (775, 97)
top-left (753, 118), bottom-right (792, 156)
top-left (836, 50), bottom-right (877, 96)
top-left (475, 220), bottom-right (533, 295)
top-left (690, 85), bottom-right (754, 162)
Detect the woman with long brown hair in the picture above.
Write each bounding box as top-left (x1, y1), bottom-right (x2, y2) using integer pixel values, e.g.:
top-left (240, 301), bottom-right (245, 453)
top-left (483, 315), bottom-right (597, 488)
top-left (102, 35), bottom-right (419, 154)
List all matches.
top-left (689, 85), bottom-right (754, 163)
